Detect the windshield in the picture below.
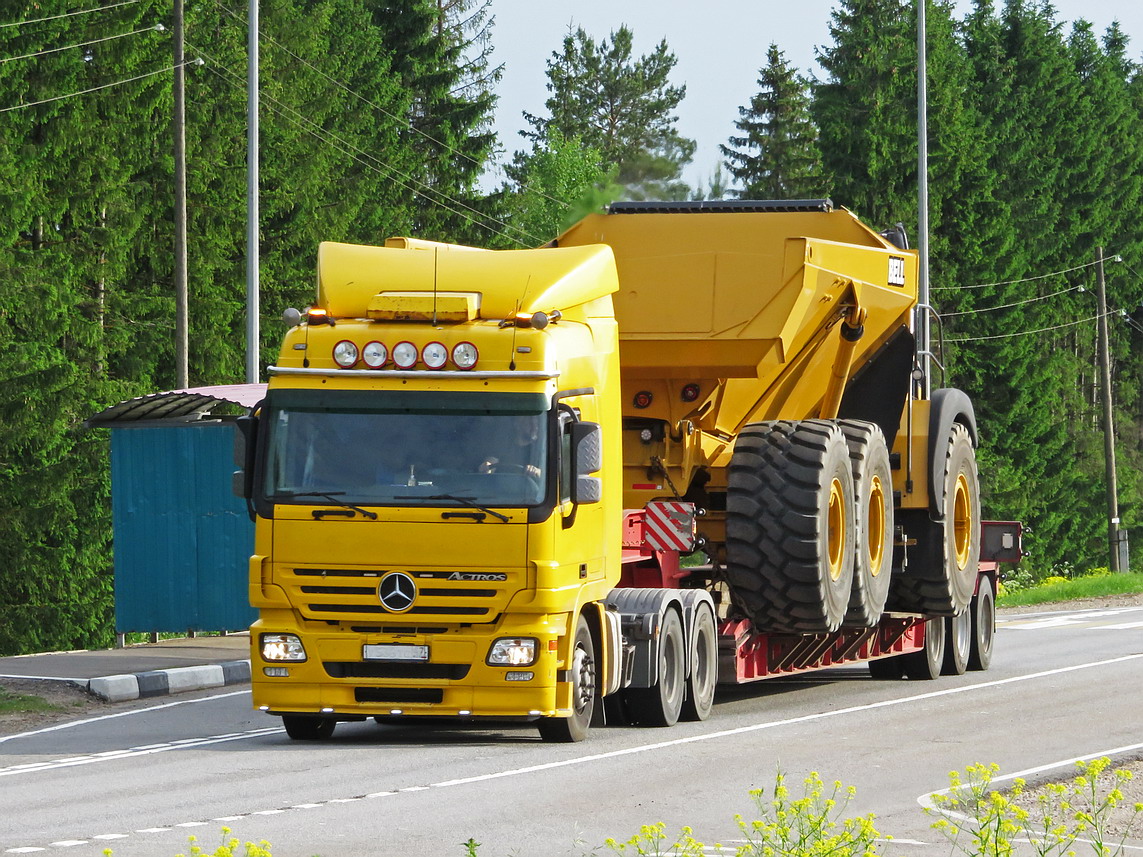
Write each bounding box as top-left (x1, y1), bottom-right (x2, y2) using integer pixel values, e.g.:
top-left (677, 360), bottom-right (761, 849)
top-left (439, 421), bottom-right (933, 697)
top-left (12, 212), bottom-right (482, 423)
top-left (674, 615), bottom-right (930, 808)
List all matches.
top-left (261, 400), bottom-right (550, 508)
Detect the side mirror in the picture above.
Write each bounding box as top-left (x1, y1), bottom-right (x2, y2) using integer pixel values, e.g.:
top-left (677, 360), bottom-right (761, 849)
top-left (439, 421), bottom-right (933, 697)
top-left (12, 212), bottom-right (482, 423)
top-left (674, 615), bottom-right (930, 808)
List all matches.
top-left (570, 422), bottom-right (602, 505)
top-left (232, 416), bottom-right (257, 500)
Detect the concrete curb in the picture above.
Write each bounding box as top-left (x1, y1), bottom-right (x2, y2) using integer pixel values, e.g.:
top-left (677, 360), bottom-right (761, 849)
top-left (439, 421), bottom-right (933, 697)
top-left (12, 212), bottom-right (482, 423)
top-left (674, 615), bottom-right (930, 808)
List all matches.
top-left (87, 660), bottom-right (251, 702)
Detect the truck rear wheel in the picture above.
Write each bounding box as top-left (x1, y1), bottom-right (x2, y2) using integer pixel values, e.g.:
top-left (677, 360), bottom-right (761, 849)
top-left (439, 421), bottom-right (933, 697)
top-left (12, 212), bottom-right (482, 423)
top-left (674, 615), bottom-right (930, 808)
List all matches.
top-left (891, 423), bottom-right (980, 615)
top-left (624, 608), bottom-right (685, 727)
top-left (538, 615), bottom-right (596, 743)
top-left (680, 603), bottom-right (717, 721)
top-left (726, 420), bottom-right (856, 634)
top-left (968, 579), bottom-right (996, 671)
top-left (902, 617), bottom-right (945, 680)
top-left (839, 421), bottom-right (894, 627)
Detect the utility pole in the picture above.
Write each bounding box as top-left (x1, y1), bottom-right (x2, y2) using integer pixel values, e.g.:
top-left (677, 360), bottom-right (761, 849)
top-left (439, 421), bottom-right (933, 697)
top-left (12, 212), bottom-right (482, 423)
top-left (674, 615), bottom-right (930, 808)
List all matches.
top-left (915, 0), bottom-right (931, 397)
top-left (173, 0), bottom-right (188, 388)
top-left (246, 0), bottom-right (260, 383)
top-left (1095, 246), bottom-right (1121, 571)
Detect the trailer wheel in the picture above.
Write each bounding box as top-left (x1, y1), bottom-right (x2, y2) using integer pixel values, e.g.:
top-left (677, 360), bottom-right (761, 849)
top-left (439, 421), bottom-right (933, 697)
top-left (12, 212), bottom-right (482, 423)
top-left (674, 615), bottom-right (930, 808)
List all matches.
top-left (726, 420), bottom-right (855, 634)
top-left (891, 423), bottom-right (980, 615)
top-left (539, 615), bottom-right (596, 743)
top-left (942, 609), bottom-right (970, 675)
top-left (839, 421), bottom-right (894, 627)
top-left (968, 579), bottom-right (996, 671)
top-left (902, 618), bottom-right (945, 680)
top-left (282, 715), bottom-right (336, 740)
top-left (680, 603), bottom-right (717, 721)
top-left (625, 609), bottom-right (685, 727)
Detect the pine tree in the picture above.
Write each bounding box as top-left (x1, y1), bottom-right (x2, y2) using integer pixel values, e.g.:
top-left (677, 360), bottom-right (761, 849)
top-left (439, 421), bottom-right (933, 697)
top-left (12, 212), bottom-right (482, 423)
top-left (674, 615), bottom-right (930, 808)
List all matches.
top-left (721, 44), bottom-right (826, 200)
top-left (521, 25), bottom-right (695, 199)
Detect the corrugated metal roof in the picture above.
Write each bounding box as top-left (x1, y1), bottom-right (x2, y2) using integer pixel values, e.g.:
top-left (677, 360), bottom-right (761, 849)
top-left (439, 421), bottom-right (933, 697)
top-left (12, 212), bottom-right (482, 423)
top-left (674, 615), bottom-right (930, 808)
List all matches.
top-left (87, 384), bottom-right (267, 427)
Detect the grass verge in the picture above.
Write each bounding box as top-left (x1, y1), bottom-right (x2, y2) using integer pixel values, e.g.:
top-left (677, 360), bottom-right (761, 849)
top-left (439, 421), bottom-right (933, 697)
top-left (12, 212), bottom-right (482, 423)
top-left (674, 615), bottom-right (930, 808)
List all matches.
top-left (0, 686), bottom-right (64, 716)
top-left (997, 572), bottom-right (1143, 608)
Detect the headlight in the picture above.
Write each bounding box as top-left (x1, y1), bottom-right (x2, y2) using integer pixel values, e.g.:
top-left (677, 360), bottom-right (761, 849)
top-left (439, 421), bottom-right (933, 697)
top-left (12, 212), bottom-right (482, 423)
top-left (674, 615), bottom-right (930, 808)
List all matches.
top-left (332, 340), bottom-right (358, 368)
top-left (362, 341), bottom-right (388, 368)
top-left (422, 341), bottom-right (448, 369)
top-left (452, 342), bottom-right (478, 369)
top-left (261, 633), bottom-right (307, 662)
top-left (487, 637), bottom-right (538, 666)
top-left (393, 341), bottom-right (418, 369)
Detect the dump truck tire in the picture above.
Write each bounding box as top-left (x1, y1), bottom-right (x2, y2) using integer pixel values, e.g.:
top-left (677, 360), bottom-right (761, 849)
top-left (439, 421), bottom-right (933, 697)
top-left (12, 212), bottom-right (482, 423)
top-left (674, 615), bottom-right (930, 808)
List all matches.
top-left (726, 420), bottom-right (856, 634)
top-left (890, 422), bottom-right (981, 615)
top-left (838, 421), bottom-right (894, 628)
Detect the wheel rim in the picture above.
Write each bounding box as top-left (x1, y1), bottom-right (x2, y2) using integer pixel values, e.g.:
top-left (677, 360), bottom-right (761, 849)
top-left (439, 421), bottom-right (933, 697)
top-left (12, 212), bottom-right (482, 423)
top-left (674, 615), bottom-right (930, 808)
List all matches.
top-left (867, 474), bottom-right (886, 574)
top-left (828, 477), bottom-right (846, 581)
top-left (953, 609), bottom-right (971, 659)
top-left (953, 472), bottom-right (972, 570)
top-left (978, 590), bottom-right (995, 653)
top-left (662, 623), bottom-right (683, 706)
top-left (571, 643), bottom-right (595, 717)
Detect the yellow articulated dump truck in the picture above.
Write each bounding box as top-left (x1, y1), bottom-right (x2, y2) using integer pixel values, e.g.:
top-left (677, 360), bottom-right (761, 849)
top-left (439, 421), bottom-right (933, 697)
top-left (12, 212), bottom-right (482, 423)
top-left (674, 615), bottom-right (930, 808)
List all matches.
top-left (234, 199), bottom-right (1021, 742)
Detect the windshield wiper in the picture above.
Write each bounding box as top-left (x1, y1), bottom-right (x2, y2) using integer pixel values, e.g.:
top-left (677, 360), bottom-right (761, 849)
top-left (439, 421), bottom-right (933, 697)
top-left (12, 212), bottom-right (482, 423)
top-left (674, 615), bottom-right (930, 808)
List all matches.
top-left (394, 493), bottom-right (510, 523)
top-left (274, 491), bottom-right (378, 520)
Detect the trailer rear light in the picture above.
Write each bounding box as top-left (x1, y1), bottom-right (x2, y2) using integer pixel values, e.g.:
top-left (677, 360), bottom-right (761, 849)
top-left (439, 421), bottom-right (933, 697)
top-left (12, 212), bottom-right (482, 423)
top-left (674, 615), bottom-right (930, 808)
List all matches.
top-left (422, 341), bottom-right (448, 369)
top-left (681, 383), bottom-right (700, 402)
top-left (261, 633), bottom-right (307, 662)
top-left (487, 637), bottom-right (538, 666)
top-left (452, 342), bottom-right (478, 369)
top-left (633, 391), bottom-right (653, 409)
top-left (393, 341), bottom-right (418, 369)
top-left (332, 340), bottom-right (358, 368)
top-left (362, 341), bottom-right (388, 368)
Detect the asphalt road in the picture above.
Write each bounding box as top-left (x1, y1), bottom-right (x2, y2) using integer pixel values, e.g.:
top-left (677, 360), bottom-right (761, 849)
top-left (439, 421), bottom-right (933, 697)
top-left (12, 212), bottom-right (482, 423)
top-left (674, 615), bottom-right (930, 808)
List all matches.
top-left (3, 605), bottom-right (1142, 857)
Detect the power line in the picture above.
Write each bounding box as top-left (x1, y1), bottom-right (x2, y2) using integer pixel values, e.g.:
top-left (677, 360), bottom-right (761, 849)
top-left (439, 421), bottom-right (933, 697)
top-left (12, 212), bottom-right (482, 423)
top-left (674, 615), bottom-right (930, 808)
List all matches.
top-left (946, 309), bottom-right (1120, 343)
top-left (0, 0), bottom-right (141, 29)
top-left (940, 285), bottom-right (1085, 317)
top-left (935, 257), bottom-right (1119, 291)
top-left (0, 24), bottom-right (161, 65)
top-left (193, 50), bottom-right (543, 247)
top-left (0, 59), bottom-right (198, 114)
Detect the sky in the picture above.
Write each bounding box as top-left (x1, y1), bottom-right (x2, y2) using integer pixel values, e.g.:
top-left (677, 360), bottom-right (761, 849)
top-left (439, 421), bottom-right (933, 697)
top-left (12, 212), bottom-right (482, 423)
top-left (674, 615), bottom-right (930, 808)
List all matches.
top-left (486, 0), bottom-right (1143, 191)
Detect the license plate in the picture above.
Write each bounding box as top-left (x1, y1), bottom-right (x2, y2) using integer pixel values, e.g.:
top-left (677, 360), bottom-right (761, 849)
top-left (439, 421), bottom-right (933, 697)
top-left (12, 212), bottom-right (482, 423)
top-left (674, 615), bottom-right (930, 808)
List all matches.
top-left (363, 644), bottom-right (429, 661)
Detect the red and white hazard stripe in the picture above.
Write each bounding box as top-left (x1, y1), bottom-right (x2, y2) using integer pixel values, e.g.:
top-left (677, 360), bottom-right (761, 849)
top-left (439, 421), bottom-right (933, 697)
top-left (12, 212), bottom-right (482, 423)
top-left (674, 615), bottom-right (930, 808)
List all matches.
top-left (642, 501), bottom-right (696, 552)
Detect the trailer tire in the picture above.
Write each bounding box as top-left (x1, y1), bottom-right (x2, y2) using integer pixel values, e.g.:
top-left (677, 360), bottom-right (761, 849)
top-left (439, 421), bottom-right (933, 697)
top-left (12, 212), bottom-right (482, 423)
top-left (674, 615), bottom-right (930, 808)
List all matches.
top-left (680, 603), bottom-right (717, 721)
top-left (282, 715), bottom-right (336, 740)
top-left (625, 609), bottom-right (685, 727)
top-left (968, 579), bottom-right (996, 671)
top-left (726, 420), bottom-right (856, 634)
top-left (942, 609), bottom-right (970, 675)
top-left (902, 618), bottom-right (945, 680)
top-left (839, 421), bottom-right (894, 627)
top-left (538, 615), bottom-right (596, 743)
top-left (891, 423), bottom-right (980, 616)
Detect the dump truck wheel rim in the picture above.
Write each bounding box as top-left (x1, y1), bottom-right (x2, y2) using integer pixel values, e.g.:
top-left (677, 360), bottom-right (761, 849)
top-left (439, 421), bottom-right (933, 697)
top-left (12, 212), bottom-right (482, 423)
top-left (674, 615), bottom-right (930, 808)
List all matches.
top-left (828, 477), bottom-right (846, 581)
top-left (953, 472), bottom-right (972, 570)
top-left (867, 474), bottom-right (886, 575)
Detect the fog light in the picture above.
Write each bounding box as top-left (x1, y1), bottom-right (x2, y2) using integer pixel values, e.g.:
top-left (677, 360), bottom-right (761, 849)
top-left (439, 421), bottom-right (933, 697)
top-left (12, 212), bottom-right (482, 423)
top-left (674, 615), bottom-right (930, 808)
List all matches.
top-left (261, 633), bottom-right (307, 662)
top-left (487, 637), bottom-right (538, 666)
top-left (263, 667), bottom-right (290, 677)
top-left (505, 671), bottom-right (534, 682)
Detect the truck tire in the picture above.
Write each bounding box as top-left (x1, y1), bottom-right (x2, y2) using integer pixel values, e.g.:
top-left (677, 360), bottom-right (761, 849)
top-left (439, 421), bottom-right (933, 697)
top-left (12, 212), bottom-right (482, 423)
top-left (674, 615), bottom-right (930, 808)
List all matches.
top-left (838, 421), bottom-right (894, 627)
top-left (968, 579), bottom-right (996, 671)
top-left (890, 423), bottom-right (980, 616)
top-left (282, 715), bottom-right (336, 740)
top-left (680, 603), bottom-right (717, 721)
top-left (902, 617), bottom-right (945, 680)
top-left (624, 608), bottom-right (685, 727)
top-left (726, 420), bottom-right (856, 634)
top-left (942, 609), bottom-right (970, 675)
top-left (538, 614), bottom-right (596, 743)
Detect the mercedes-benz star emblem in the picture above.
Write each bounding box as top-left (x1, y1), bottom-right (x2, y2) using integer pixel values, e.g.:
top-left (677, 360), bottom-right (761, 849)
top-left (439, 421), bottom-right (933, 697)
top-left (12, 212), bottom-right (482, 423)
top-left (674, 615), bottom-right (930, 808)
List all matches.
top-left (377, 571), bottom-right (417, 613)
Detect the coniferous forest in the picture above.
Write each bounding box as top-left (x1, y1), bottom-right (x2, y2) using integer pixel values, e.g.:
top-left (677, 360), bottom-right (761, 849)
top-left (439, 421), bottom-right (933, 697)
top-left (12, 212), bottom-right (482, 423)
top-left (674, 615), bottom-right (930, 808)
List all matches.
top-left (1, 0), bottom-right (1140, 654)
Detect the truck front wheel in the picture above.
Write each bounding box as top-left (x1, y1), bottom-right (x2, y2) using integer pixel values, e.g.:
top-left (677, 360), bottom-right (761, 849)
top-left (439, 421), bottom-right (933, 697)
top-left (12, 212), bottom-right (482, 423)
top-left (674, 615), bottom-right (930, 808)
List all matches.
top-left (538, 615), bottom-right (596, 743)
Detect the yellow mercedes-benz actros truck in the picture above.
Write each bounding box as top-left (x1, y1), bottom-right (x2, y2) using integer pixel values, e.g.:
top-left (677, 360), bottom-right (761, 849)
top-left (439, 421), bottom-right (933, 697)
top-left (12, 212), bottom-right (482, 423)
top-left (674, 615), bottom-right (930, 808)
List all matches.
top-left (235, 200), bottom-right (1019, 742)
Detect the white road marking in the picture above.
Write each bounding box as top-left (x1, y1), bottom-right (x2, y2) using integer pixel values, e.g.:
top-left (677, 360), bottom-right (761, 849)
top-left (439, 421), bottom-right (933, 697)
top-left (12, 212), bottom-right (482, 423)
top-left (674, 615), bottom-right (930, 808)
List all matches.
top-left (999, 606), bottom-right (1143, 630)
top-left (6, 651), bottom-right (1142, 854)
